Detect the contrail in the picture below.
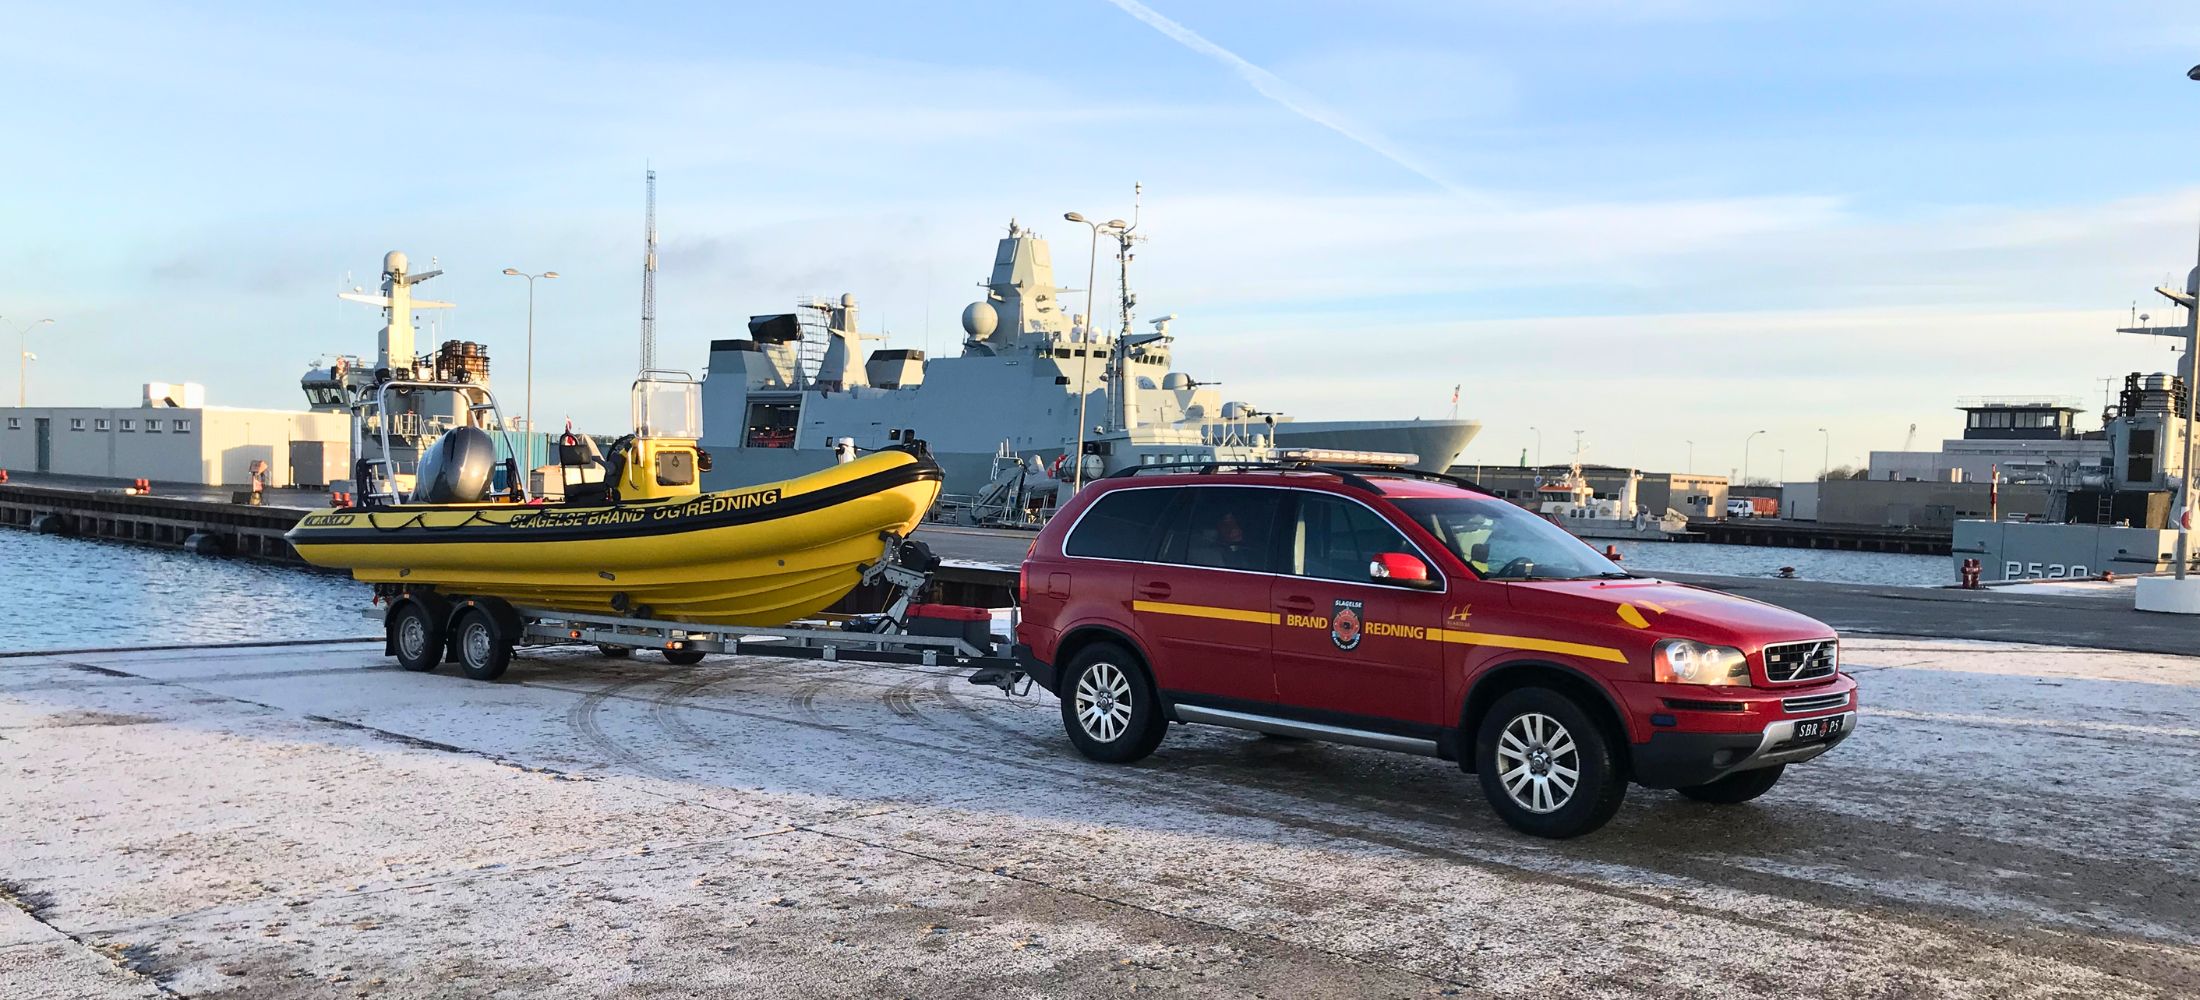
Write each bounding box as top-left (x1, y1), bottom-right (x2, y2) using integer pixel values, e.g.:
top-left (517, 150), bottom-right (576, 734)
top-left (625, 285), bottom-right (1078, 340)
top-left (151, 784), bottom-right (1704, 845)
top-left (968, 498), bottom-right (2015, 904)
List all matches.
top-left (1099, 0), bottom-right (1462, 194)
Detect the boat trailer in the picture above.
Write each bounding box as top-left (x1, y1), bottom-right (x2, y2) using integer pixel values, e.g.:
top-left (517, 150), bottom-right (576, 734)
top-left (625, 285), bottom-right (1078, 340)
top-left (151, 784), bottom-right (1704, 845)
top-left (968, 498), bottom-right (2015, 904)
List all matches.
top-left (371, 535), bottom-right (1032, 692)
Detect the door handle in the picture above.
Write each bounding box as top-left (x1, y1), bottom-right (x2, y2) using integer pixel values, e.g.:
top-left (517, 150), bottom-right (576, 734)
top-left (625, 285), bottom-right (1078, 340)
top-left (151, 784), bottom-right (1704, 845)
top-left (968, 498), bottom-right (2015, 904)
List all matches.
top-left (1137, 582), bottom-right (1173, 600)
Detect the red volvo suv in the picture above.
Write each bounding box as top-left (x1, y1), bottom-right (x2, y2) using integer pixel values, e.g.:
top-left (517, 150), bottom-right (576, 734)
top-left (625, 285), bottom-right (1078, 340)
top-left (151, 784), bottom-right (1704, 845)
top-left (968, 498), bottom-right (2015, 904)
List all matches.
top-left (1012, 463), bottom-right (1858, 838)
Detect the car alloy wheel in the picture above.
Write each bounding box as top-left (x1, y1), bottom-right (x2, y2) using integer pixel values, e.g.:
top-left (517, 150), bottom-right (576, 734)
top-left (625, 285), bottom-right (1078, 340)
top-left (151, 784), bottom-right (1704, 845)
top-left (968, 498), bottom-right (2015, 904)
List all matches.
top-left (1495, 711), bottom-right (1580, 814)
top-left (1075, 661), bottom-right (1135, 743)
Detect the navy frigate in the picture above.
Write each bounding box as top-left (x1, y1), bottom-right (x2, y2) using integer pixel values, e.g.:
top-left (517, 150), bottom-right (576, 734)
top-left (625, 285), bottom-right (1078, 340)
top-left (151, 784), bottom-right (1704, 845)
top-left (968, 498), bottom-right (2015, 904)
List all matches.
top-left (698, 220), bottom-right (1481, 497)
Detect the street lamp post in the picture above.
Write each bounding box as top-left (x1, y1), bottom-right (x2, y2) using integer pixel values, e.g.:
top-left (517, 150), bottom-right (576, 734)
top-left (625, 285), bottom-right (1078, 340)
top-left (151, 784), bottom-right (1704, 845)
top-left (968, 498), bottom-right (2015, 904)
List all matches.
top-left (1818, 427), bottom-right (1831, 480)
top-left (1778, 447), bottom-right (1787, 484)
top-left (1742, 429), bottom-right (1766, 487)
top-left (11, 318), bottom-right (53, 407)
top-left (500, 269), bottom-right (558, 471)
top-left (2172, 64), bottom-right (2200, 578)
top-left (1529, 426), bottom-right (1542, 466)
top-left (1062, 212), bottom-right (1125, 495)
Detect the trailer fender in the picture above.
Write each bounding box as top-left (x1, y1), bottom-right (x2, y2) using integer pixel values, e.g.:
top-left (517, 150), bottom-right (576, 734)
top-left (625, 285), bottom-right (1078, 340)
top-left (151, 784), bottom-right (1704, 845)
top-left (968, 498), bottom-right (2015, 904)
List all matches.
top-left (443, 596), bottom-right (521, 637)
top-left (382, 593), bottom-right (451, 657)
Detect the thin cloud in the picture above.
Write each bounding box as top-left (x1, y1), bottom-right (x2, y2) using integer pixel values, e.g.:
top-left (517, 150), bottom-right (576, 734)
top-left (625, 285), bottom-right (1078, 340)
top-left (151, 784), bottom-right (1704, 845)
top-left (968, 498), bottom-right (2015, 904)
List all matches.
top-left (1098, 0), bottom-right (1466, 195)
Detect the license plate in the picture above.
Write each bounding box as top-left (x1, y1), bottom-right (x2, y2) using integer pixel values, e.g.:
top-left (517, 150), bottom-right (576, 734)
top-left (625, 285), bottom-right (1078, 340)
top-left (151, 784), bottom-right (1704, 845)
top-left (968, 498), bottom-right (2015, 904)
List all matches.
top-left (1793, 716), bottom-right (1845, 741)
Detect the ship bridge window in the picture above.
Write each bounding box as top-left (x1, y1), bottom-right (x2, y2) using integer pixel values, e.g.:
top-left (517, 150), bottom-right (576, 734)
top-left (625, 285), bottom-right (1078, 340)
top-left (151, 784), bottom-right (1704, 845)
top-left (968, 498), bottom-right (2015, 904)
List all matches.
top-left (70, 418), bottom-right (84, 431)
top-left (6, 418), bottom-right (18, 430)
top-left (119, 419), bottom-right (134, 431)
top-left (744, 401), bottom-right (800, 449)
top-left (173, 419), bottom-right (191, 433)
top-left (145, 420), bottom-right (161, 432)
top-left (95, 419), bottom-right (110, 431)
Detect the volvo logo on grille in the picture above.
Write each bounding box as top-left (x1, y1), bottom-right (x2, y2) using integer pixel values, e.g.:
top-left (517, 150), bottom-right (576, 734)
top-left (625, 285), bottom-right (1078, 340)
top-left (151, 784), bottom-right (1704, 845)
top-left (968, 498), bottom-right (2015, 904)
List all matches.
top-left (1765, 640), bottom-right (1835, 682)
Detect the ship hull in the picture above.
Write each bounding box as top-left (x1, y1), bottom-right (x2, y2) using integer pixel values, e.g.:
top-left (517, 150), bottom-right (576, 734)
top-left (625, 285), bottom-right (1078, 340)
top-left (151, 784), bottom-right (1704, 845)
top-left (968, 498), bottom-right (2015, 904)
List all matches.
top-left (704, 418), bottom-right (1480, 495)
top-left (1255, 419), bottom-right (1481, 472)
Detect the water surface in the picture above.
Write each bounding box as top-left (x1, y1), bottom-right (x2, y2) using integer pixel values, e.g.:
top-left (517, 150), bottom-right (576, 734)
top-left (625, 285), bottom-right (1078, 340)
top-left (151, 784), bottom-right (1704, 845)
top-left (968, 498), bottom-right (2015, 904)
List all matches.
top-left (0, 530), bottom-right (371, 652)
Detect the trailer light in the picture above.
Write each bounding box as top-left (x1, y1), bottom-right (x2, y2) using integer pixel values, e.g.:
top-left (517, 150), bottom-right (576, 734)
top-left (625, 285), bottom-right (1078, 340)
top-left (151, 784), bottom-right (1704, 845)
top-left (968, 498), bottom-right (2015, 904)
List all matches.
top-left (569, 630), bottom-right (582, 639)
top-left (1654, 639), bottom-right (1750, 686)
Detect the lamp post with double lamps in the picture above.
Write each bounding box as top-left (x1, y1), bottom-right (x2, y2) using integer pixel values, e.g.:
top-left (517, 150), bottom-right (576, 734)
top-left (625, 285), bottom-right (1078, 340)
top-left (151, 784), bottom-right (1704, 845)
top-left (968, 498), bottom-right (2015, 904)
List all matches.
top-left (2131, 62), bottom-right (2200, 610)
top-left (10, 318), bottom-right (53, 407)
top-left (1062, 212), bottom-right (1125, 495)
top-left (500, 268), bottom-right (558, 470)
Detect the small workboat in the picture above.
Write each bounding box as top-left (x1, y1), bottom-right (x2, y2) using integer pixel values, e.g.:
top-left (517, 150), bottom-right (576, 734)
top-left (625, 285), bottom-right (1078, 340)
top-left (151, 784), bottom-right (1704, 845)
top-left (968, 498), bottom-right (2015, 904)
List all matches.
top-left (287, 372), bottom-right (943, 625)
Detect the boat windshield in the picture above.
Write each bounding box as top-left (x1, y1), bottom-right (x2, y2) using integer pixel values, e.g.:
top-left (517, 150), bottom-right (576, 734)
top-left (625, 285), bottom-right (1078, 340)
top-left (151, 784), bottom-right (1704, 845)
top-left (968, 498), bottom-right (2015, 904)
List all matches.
top-left (633, 377), bottom-right (702, 439)
top-left (1393, 497), bottom-right (1625, 581)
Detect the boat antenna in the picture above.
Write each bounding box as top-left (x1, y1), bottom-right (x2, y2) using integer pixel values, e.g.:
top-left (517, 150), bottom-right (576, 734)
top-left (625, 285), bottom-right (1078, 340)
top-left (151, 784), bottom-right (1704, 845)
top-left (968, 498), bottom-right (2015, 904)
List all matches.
top-left (1107, 183), bottom-right (1149, 433)
top-left (640, 166), bottom-right (658, 372)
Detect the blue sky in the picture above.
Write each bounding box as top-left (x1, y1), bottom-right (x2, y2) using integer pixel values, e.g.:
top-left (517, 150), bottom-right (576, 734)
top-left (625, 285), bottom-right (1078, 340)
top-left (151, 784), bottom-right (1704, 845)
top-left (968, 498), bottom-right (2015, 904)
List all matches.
top-left (6, 0), bottom-right (2200, 477)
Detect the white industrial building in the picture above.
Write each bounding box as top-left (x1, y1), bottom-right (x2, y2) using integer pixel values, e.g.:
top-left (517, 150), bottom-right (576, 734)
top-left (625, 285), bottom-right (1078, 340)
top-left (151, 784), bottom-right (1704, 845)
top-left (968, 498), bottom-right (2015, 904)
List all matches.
top-left (0, 383), bottom-right (351, 487)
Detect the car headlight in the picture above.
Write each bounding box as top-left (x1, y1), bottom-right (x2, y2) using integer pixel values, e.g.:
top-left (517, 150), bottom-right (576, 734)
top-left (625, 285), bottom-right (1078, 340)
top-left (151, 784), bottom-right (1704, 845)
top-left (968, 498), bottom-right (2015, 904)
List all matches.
top-left (1653, 639), bottom-right (1751, 686)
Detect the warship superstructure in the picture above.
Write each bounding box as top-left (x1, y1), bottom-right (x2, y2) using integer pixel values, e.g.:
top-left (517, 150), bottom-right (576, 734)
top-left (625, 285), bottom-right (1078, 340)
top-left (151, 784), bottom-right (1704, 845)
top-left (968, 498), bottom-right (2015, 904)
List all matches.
top-left (698, 221), bottom-right (1481, 495)
top-left (1953, 268), bottom-right (2200, 582)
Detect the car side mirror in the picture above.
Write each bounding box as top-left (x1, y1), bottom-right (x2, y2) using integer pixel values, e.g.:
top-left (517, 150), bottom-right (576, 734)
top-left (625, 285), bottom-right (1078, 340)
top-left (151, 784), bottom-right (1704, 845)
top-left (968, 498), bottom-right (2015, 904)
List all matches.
top-left (1370, 552), bottom-right (1438, 589)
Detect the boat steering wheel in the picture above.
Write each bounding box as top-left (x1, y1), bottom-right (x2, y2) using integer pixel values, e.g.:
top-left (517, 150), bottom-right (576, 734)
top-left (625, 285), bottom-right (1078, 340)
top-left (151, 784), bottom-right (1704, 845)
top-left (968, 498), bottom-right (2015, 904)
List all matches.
top-left (601, 434), bottom-right (635, 503)
top-left (1490, 556), bottom-right (1537, 579)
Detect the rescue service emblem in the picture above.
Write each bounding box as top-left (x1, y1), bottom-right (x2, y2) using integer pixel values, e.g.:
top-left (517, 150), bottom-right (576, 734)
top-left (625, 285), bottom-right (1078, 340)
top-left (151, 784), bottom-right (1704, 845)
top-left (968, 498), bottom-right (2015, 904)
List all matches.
top-left (1331, 599), bottom-right (1364, 651)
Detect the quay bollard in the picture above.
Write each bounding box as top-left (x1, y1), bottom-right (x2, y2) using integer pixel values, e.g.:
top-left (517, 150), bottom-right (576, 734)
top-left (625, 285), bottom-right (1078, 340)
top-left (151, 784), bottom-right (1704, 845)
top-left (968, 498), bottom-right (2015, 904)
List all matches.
top-left (1960, 558), bottom-right (1982, 589)
top-left (0, 469), bottom-right (9, 483)
top-left (1602, 544), bottom-right (1623, 562)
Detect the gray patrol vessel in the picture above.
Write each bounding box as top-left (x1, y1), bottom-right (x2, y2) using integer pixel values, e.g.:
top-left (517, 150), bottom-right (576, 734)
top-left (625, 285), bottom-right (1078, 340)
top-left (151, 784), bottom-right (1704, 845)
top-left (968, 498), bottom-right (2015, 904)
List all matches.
top-left (697, 221), bottom-right (1480, 497)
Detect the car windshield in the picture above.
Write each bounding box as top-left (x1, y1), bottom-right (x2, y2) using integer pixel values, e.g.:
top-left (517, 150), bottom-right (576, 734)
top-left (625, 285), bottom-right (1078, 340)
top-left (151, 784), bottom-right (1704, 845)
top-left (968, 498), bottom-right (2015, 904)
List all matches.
top-left (1393, 496), bottom-right (1625, 581)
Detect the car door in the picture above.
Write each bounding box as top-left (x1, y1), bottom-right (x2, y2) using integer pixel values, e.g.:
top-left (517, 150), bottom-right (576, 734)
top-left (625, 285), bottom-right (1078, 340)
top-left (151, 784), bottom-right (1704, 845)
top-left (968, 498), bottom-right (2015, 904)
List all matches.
top-left (1270, 491), bottom-right (1445, 729)
top-left (1132, 485), bottom-right (1286, 709)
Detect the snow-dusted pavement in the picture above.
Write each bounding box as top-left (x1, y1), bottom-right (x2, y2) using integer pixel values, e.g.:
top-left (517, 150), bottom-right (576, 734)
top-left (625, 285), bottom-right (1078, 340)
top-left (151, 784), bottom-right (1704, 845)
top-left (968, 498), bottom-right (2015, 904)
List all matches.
top-left (2, 636), bottom-right (2196, 999)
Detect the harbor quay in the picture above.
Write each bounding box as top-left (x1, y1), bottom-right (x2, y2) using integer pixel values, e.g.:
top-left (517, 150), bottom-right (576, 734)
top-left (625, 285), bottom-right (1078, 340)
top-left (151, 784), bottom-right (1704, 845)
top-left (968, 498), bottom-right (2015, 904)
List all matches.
top-left (3, 631), bottom-right (2195, 998)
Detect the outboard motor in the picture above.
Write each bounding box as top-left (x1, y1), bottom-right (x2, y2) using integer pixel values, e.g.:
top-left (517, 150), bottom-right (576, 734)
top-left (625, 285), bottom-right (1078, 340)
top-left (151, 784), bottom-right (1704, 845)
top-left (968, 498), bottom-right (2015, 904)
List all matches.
top-left (413, 426), bottom-right (499, 503)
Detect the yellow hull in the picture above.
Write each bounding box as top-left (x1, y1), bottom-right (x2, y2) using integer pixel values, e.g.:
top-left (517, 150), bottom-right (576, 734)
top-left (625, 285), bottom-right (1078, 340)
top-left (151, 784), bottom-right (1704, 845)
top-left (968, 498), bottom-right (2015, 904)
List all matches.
top-left (286, 450), bottom-right (942, 626)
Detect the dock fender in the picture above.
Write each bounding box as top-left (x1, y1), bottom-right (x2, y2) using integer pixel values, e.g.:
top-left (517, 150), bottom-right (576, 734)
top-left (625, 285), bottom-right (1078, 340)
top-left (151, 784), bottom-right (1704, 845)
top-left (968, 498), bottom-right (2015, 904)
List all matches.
top-left (1454, 659), bottom-right (1631, 773)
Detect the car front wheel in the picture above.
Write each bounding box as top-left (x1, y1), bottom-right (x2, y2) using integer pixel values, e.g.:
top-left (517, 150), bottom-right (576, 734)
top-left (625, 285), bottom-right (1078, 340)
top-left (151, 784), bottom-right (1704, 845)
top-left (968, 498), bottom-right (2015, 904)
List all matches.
top-left (1474, 687), bottom-right (1627, 839)
top-left (1058, 642), bottom-right (1166, 764)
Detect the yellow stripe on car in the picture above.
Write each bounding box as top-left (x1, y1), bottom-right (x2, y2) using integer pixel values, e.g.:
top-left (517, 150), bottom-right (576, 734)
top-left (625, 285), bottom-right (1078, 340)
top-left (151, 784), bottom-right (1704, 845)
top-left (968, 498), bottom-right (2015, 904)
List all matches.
top-left (1128, 600), bottom-right (1629, 663)
top-left (1131, 600), bottom-right (1282, 625)
top-left (1433, 629), bottom-right (1629, 663)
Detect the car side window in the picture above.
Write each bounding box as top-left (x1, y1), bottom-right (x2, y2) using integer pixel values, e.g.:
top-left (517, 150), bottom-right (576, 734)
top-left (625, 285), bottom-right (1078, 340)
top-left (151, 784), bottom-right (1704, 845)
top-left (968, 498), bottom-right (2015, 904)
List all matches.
top-left (1290, 493), bottom-right (1414, 582)
top-left (1156, 487), bottom-right (1283, 573)
top-left (1064, 487), bottom-right (1179, 560)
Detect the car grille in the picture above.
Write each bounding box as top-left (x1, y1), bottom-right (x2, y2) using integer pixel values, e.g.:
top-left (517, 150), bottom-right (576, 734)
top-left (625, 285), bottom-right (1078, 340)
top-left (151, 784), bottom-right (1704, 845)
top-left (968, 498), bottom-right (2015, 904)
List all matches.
top-left (1762, 639), bottom-right (1838, 683)
top-left (1781, 691), bottom-right (1850, 713)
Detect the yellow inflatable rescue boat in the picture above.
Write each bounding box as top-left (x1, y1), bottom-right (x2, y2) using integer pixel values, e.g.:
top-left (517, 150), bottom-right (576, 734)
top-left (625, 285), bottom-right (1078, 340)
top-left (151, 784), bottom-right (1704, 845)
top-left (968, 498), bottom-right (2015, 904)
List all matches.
top-left (286, 373), bottom-right (942, 626)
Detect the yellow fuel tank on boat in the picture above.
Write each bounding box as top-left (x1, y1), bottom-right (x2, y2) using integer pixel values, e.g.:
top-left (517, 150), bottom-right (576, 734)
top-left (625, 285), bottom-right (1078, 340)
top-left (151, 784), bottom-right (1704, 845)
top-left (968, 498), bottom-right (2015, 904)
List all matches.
top-left (286, 449), bottom-right (943, 626)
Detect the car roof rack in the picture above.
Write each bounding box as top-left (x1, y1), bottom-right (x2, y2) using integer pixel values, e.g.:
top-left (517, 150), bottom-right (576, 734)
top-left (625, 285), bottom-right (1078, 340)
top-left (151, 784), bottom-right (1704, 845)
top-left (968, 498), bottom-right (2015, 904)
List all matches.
top-left (1102, 460), bottom-right (1494, 497)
